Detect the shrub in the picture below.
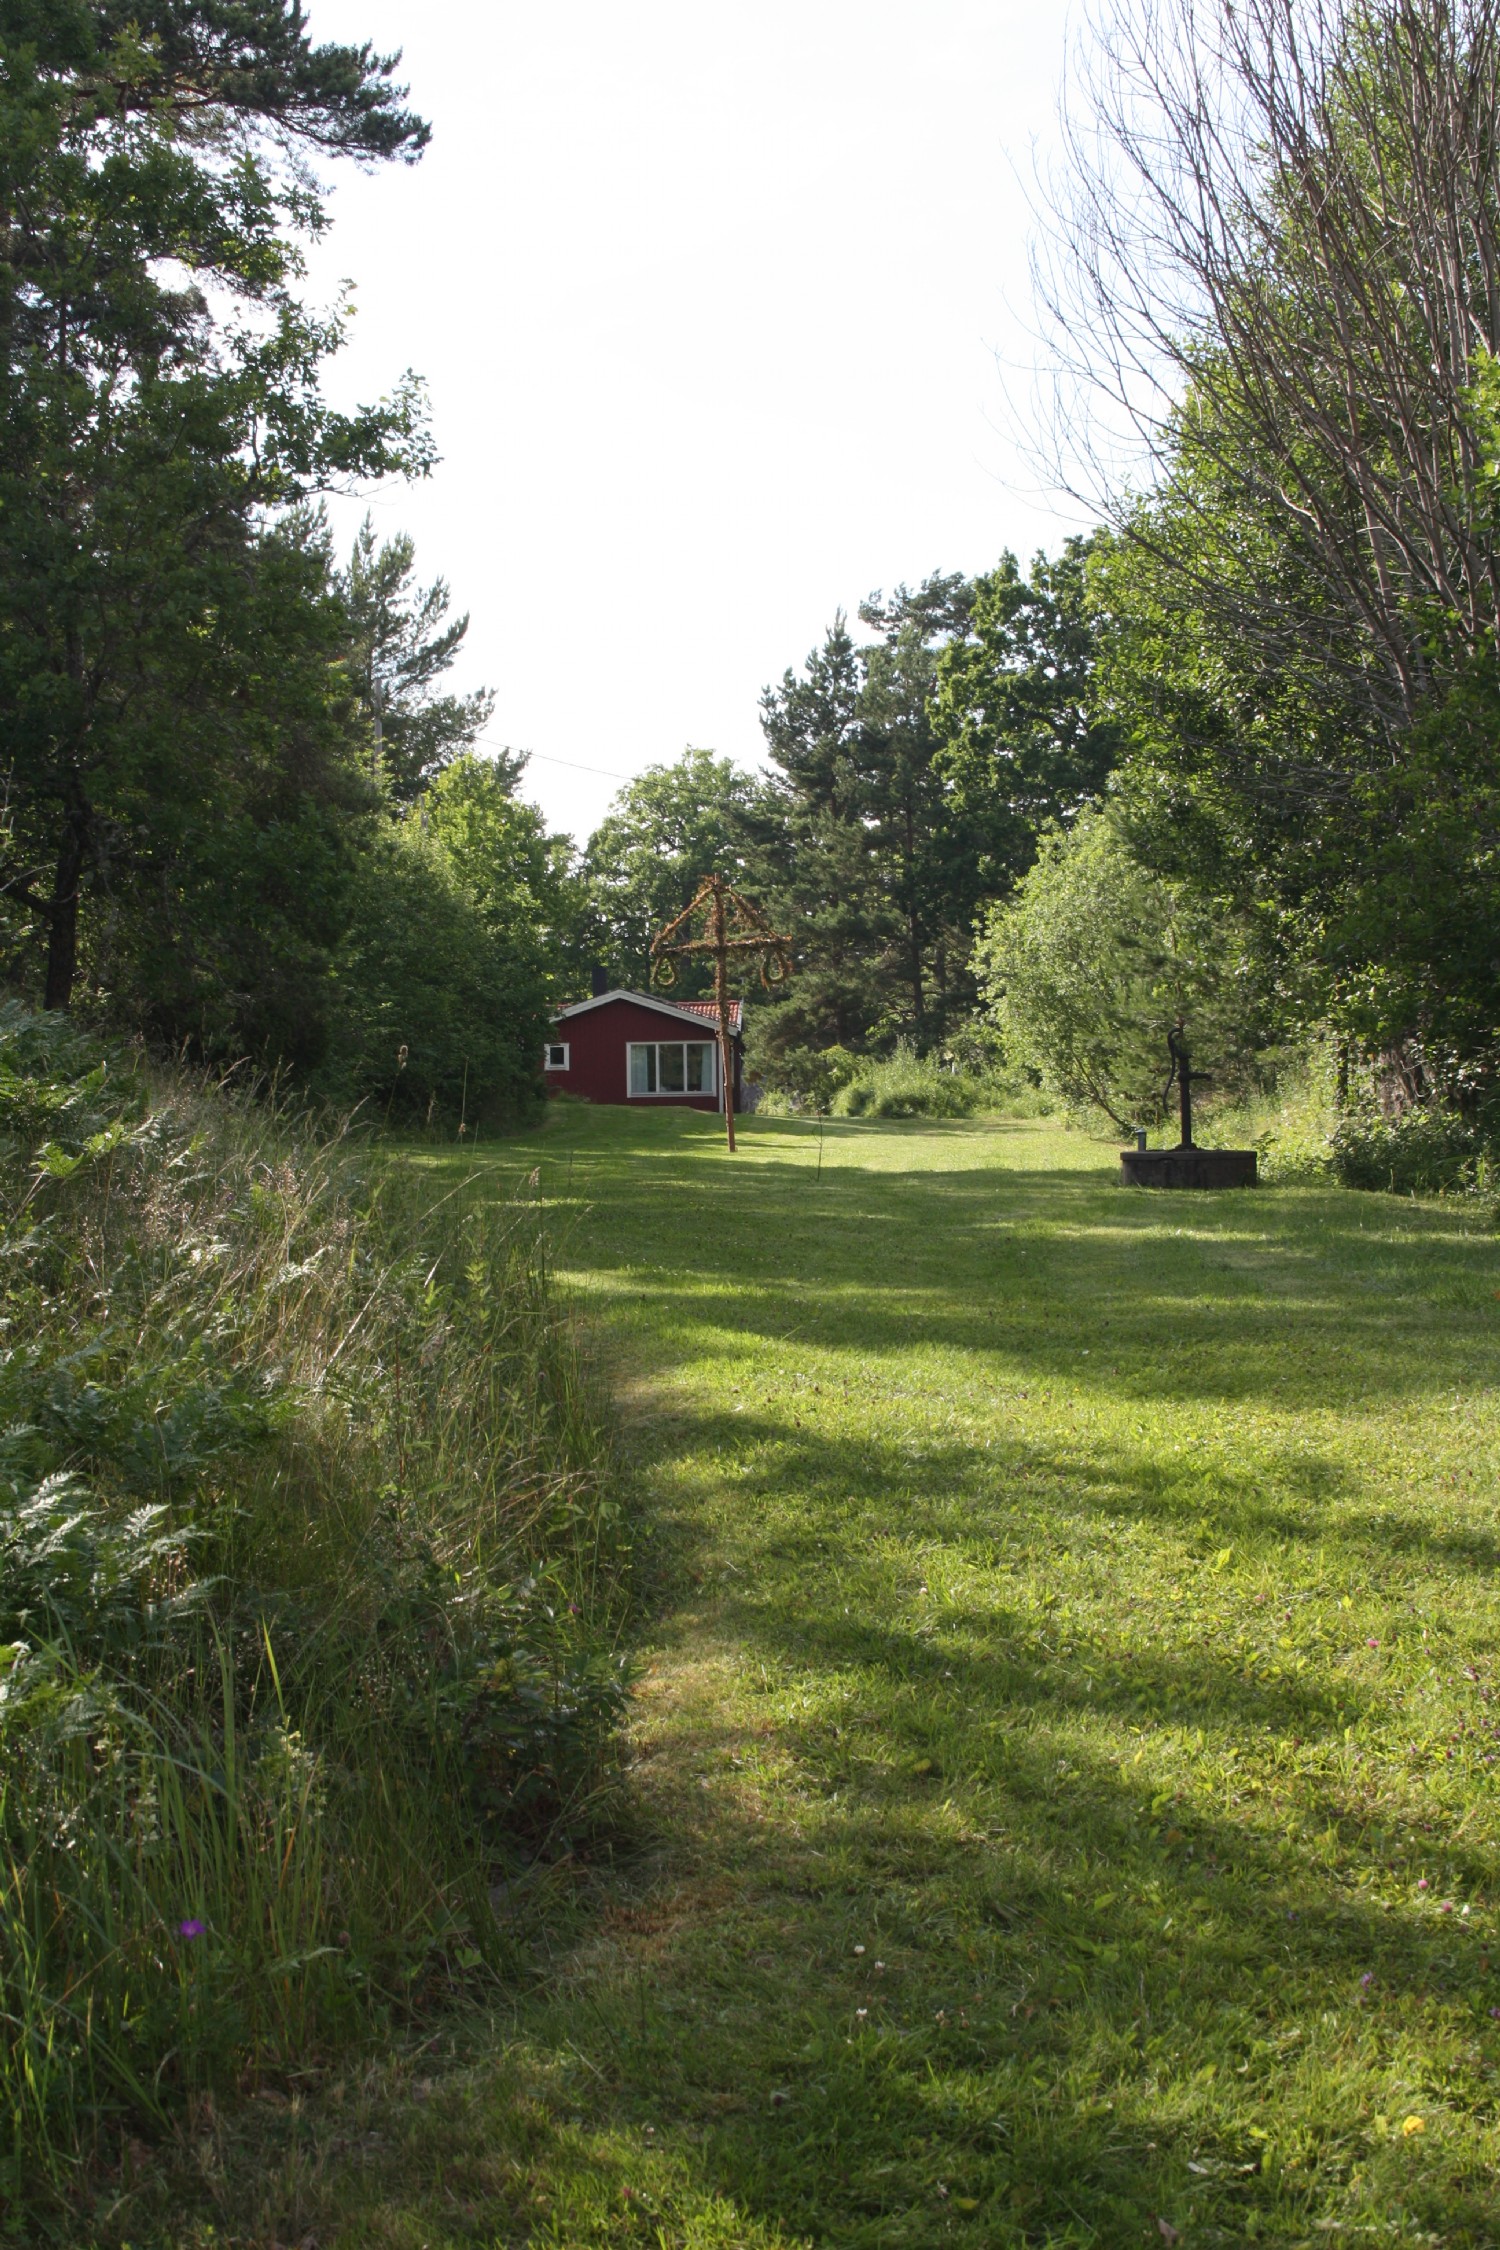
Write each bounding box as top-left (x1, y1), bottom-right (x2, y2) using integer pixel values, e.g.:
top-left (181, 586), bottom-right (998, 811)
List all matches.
top-left (750, 1086), bottom-right (805, 1118)
top-left (831, 1043), bottom-right (986, 1119)
top-left (0, 1004), bottom-right (626, 2220)
top-left (1329, 1102), bottom-right (1494, 1196)
top-left (1206, 1045), bottom-right (1339, 1183)
top-left (746, 1042), bottom-right (860, 1113)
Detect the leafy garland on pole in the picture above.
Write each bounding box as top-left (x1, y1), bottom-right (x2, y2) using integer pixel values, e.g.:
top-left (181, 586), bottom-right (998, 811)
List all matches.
top-left (650, 876), bottom-right (793, 1151)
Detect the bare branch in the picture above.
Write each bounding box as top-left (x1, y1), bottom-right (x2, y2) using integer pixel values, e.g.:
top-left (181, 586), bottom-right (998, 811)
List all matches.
top-left (1033, 0), bottom-right (1500, 749)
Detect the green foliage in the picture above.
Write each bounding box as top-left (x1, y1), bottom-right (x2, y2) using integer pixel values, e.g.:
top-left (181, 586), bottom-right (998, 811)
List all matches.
top-left (569, 553), bottom-right (1120, 1078)
top-left (1329, 1104), bottom-right (1497, 1199)
top-left (579, 749), bottom-right (761, 995)
top-left (0, 0), bottom-right (431, 1013)
top-left (0, 1000), bottom-right (130, 1152)
top-left (743, 1036), bottom-right (860, 1113)
top-left (0, 1007), bottom-right (625, 2220)
top-left (740, 558), bottom-right (1118, 1077)
top-left (752, 590), bottom-right (975, 1062)
top-left (932, 538), bottom-right (1120, 891)
top-left (81, 514), bottom-right (380, 1074)
top-left (453, 1586), bottom-right (637, 1829)
top-left (1095, 480), bottom-right (1500, 1107)
top-left (0, 2), bottom-right (583, 1112)
top-left (1074, 0), bottom-right (1500, 1115)
top-left (336, 514), bottom-right (498, 802)
top-left (314, 814), bottom-right (548, 1127)
top-left (975, 806), bottom-right (1277, 1130)
top-left (1206, 1044), bottom-right (1341, 1185)
top-left (424, 752), bottom-right (574, 998)
top-left (0, 1468), bottom-right (205, 1676)
top-left (830, 1040), bottom-right (989, 1118)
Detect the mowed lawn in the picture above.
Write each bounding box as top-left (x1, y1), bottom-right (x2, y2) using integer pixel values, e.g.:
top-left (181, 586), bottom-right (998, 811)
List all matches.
top-left (282, 1106), bottom-right (1500, 2247)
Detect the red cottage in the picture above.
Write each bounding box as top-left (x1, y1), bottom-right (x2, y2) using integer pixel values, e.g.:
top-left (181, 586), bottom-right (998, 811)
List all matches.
top-left (543, 988), bottom-right (744, 1112)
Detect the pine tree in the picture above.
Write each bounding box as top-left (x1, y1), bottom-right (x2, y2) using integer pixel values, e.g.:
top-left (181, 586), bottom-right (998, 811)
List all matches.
top-left (0, 3), bottom-right (430, 1010)
top-left (337, 516), bottom-right (498, 802)
top-left (752, 584), bottom-right (985, 1063)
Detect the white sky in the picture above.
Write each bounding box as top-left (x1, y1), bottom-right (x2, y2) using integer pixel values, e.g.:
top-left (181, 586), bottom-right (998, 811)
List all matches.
top-left (302, 1), bottom-right (1083, 844)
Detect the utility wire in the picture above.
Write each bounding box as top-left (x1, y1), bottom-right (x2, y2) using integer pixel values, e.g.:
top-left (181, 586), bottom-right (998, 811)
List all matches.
top-left (471, 732), bottom-right (636, 785)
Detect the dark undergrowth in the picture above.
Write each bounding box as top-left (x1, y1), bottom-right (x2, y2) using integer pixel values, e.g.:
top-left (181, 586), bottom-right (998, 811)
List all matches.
top-left (0, 1005), bottom-right (628, 2240)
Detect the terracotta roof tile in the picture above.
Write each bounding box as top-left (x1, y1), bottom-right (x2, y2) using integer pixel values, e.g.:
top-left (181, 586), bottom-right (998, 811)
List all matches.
top-left (670, 998), bottom-right (743, 1033)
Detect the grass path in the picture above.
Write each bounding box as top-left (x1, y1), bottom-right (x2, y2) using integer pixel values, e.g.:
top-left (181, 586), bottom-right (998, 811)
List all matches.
top-left (245, 1108), bottom-right (1500, 2247)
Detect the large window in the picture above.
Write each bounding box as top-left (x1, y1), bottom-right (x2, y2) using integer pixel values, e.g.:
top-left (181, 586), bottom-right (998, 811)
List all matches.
top-left (628, 1041), bottom-right (717, 1097)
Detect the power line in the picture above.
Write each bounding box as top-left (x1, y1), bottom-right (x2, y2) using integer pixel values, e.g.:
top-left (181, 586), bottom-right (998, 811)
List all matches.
top-left (472, 733), bottom-right (636, 784)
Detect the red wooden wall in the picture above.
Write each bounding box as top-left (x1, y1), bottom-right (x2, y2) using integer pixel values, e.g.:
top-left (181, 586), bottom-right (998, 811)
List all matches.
top-left (544, 996), bottom-right (741, 1111)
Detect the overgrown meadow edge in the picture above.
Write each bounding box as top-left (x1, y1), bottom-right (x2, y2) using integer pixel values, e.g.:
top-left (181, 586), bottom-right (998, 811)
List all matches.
top-left (760, 1040), bottom-right (1500, 1212)
top-left (0, 1005), bottom-right (630, 2225)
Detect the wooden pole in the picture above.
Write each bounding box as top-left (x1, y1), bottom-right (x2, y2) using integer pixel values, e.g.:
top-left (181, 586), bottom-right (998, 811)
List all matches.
top-left (649, 873), bottom-right (789, 1155)
top-left (710, 875), bottom-right (736, 1153)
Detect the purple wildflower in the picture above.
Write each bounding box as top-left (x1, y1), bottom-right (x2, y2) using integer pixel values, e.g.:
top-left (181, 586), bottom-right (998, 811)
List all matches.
top-left (177, 1918), bottom-right (205, 1940)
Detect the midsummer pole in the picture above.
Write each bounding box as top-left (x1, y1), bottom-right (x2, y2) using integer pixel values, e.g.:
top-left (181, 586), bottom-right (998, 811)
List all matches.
top-left (650, 874), bottom-right (793, 1153)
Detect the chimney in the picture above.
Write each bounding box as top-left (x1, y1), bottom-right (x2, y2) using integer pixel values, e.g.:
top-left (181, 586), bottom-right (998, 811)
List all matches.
top-left (590, 963), bottom-right (610, 998)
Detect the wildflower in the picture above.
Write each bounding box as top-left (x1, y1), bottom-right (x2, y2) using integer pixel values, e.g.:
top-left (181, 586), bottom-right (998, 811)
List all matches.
top-left (176, 1918), bottom-right (205, 1940)
top-left (1367, 1638), bottom-right (1380, 1649)
top-left (1418, 1878), bottom-right (1429, 1891)
top-left (1401, 2115), bottom-right (1425, 2137)
top-left (1360, 1973), bottom-right (1374, 1987)
top-left (856, 2007), bottom-right (867, 2018)
top-left (853, 1944), bottom-right (866, 1955)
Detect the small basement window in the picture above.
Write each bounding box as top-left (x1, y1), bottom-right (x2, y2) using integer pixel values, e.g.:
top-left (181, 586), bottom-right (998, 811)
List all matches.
top-left (544, 1042), bottom-right (569, 1071)
top-left (627, 1041), bottom-right (717, 1097)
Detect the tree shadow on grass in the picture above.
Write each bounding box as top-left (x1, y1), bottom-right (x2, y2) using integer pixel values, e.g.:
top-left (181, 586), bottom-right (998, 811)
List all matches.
top-left (638, 1392), bottom-right (1500, 1593)
top-left (373, 1121), bottom-right (1500, 2243)
top-left (484, 1633), bottom-right (1500, 2249)
top-left (526, 1139), bottom-right (1500, 1419)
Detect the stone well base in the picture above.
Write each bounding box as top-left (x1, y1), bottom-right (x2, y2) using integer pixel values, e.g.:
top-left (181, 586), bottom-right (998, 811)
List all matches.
top-left (1120, 1147), bottom-right (1258, 1190)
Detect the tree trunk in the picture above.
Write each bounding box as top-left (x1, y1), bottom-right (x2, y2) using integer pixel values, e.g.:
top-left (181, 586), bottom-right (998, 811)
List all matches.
top-left (43, 804), bottom-right (88, 1011)
top-left (903, 801), bottom-right (924, 1045)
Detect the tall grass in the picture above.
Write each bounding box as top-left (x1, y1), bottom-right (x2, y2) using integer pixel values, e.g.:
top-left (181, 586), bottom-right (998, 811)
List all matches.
top-left (828, 1041), bottom-right (1046, 1120)
top-left (1212, 1043), bottom-right (1500, 1202)
top-left (0, 1006), bottom-right (626, 2223)
top-left (1169, 1043), bottom-right (1338, 1180)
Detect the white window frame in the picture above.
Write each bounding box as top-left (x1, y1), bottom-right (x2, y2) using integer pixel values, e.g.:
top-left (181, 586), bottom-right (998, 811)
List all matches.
top-left (544, 1041), bottom-right (570, 1072)
top-left (626, 1040), bottom-right (718, 1099)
